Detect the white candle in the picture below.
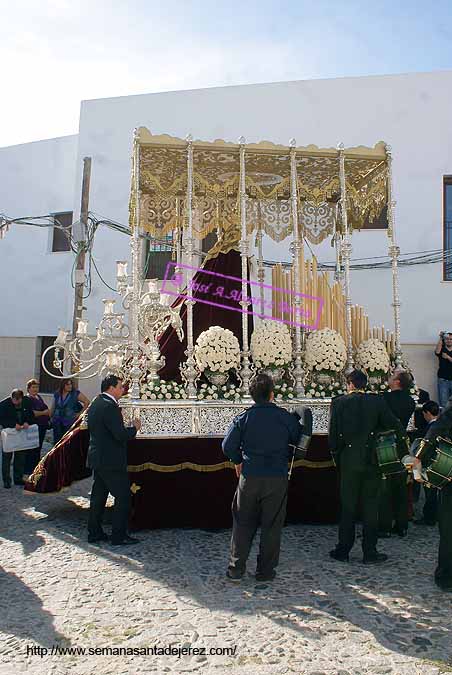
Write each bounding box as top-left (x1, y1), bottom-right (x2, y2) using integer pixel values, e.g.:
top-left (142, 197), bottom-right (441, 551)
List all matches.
top-left (55, 328), bottom-right (69, 346)
top-left (103, 299), bottom-right (115, 315)
top-left (116, 260), bottom-right (128, 279)
top-left (76, 319), bottom-right (89, 336)
top-left (146, 279), bottom-right (159, 295)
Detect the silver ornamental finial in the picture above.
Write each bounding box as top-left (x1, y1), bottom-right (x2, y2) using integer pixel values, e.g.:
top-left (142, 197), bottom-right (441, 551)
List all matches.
top-left (238, 136), bottom-right (246, 145)
top-left (185, 133), bottom-right (193, 143)
top-left (385, 143), bottom-right (392, 154)
top-left (337, 142), bottom-right (345, 151)
top-left (289, 138), bottom-right (296, 148)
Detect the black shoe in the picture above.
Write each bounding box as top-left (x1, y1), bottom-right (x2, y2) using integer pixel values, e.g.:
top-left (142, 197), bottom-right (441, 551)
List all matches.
top-left (378, 530), bottom-right (392, 538)
top-left (255, 571), bottom-right (276, 582)
top-left (14, 479), bottom-right (25, 486)
top-left (329, 549), bottom-right (349, 562)
top-left (363, 553), bottom-right (388, 565)
top-left (414, 518), bottom-right (436, 526)
top-left (226, 568), bottom-right (244, 581)
top-left (110, 535), bottom-right (140, 546)
top-left (88, 531), bottom-right (109, 544)
top-left (3, 481), bottom-right (11, 489)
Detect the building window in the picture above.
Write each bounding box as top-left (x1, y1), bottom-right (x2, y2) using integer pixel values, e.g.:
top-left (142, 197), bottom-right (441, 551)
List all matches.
top-left (52, 211), bottom-right (73, 252)
top-left (39, 337), bottom-right (61, 393)
top-left (144, 234), bottom-right (173, 279)
top-left (444, 177), bottom-right (452, 281)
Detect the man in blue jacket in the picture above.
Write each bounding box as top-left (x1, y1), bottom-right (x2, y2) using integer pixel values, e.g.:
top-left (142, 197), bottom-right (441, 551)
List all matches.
top-left (222, 373), bottom-right (301, 582)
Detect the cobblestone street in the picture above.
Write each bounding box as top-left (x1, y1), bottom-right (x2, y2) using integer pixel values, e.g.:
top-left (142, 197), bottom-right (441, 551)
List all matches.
top-left (1, 477), bottom-right (451, 675)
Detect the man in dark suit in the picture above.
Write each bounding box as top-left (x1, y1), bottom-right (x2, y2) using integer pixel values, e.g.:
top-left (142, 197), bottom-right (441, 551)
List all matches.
top-left (378, 370), bottom-right (416, 537)
top-left (87, 374), bottom-right (141, 545)
top-left (414, 395), bottom-right (452, 591)
top-left (0, 389), bottom-right (35, 488)
top-left (329, 369), bottom-right (406, 564)
top-left (222, 374), bottom-right (302, 582)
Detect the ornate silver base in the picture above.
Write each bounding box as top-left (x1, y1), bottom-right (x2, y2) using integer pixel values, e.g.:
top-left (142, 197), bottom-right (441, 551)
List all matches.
top-left (205, 370), bottom-right (229, 387)
top-left (260, 367), bottom-right (285, 384)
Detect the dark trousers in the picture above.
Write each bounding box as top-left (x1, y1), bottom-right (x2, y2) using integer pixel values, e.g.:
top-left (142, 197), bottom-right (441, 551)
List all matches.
top-left (436, 484), bottom-right (452, 585)
top-left (337, 467), bottom-right (381, 557)
top-left (25, 425), bottom-right (47, 475)
top-left (88, 468), bottom-right (130, 541)
top-left (378, 472), bottom-right (408, 532)
top-left (423, 486), bottom-right (438, 525)
top-left (2, 450), bottom-right (26, 485)
top-left (229, 474), bottom-right (288, 576)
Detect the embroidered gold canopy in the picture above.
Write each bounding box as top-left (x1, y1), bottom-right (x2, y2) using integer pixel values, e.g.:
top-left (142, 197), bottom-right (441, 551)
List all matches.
top-left (132, 127), bottom-right (388, 246)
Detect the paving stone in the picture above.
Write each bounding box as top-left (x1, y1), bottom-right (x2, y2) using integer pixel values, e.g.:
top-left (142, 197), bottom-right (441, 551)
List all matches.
top-left (0, 480), bottom-right (451, 675)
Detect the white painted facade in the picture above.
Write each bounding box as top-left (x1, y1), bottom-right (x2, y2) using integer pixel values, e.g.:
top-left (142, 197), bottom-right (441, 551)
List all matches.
top-left (1, 71), bottom-right (451, 398)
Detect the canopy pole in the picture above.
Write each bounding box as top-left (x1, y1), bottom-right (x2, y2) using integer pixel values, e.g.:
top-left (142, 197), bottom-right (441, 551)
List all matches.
top-left (181, 134), bottom-right (198, 398)
top-left (385, 144), bottom-right (402, 366)
top-left (129, 129), bottom-right (142, 399)
top-left (338, 143), bottom-right (354, 373)
top-left (289, 139), bottom-right (305, 396)
top-left (239, 137), bottom-right (252, 398)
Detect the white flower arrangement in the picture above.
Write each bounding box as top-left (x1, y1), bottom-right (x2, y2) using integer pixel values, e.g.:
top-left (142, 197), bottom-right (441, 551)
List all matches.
top-left (356, 338), bottom-right (390, 376)
top-left (305, 379), bottom-right (344, 398)
top-left (250, 320), bottom-right (292, 368)
top-left (140, 379), bottom-right (187, 400)
top-left (273, 382), bottom-right (296, 401)
top-left (197, 382), bottom-right (242, 401)
top-left (194, 326), bottom-right (240, 373)
top-left (304, 328), bottom-right (347, 374)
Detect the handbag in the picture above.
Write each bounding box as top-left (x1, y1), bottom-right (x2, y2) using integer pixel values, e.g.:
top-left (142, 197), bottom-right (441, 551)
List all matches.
top-left (1, 424), bottom-right (40, 453)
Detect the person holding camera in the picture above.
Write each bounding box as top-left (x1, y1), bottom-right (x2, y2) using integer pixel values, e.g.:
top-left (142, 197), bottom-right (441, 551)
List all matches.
top-left (435, 332), bottom-right (452, 409)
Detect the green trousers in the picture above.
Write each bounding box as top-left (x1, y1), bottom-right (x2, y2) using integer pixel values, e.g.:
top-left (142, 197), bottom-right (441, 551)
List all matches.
top-left (436, 483), bottom-right (452, 587)
top-left (337, 467), bottom-right (382, 557)
top-left (2, 450), bottom-right (26, 485)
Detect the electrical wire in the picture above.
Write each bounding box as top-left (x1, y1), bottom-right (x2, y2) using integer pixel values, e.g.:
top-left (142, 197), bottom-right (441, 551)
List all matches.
top-left (2, 211), bottom-right (452, 292)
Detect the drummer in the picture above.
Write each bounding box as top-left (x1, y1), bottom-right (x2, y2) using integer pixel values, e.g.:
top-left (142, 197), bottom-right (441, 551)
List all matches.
top-left (329, 369), bottom-right (406, 565)
top-left (378, 370), bottom-right (416, 538)
top-left (413, 401), bottom-right (440, 527)
top-left (414, 395), bottom-right (452, 592)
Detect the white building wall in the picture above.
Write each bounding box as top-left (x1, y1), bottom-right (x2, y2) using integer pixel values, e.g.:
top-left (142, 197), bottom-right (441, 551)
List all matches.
top-left (1, 72), bottom-right (451, 397)
top-left (0, 135), bottom-right (78, 397)
top-left (72, 71), bottom-right (452, 394)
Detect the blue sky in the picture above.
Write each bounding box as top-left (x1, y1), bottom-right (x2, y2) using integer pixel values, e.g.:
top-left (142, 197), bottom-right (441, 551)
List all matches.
top-left (1, 0), bottom-right (452, 146)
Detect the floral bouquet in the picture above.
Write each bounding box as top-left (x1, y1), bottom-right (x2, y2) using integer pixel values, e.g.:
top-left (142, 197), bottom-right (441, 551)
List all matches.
top-left (194, 326), bottom-right (241, 377)
top-left (304, 328), bottom-right (347, 374)
top-left (140, 379), bottom-right (187, 400)
top-left (273, 382), bottom-right (296, 401)
top-left (355, 338), bottom-right (390, 377)
top-left (304, 378), bottom-right (345, 398)
top-left (250, 320), bottom-right (292, 371)
top-left (197, 383), bottom-right (242, 401)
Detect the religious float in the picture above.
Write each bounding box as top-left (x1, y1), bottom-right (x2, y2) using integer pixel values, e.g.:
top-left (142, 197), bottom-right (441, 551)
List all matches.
top-left (25, 128), bottom-right (409, 530)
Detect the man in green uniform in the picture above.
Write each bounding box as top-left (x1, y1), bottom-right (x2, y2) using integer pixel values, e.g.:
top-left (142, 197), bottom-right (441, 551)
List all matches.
top-left (329, 369), bottom-right (406, 564)
top-left (378, 370), bottom-right (416, 537)
top-left (414, 396), bottom-right (452, 591)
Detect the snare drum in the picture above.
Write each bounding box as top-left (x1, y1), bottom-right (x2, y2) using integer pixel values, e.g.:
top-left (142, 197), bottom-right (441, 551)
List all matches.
top-left (424, 436), bottom-right (452, 489)
top-left (375, 430), bottom-right (405, 478)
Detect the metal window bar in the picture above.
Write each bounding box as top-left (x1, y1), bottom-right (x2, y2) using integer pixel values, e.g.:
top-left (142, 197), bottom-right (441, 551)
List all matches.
top-left (145, 233), bottom-right (174, 279)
